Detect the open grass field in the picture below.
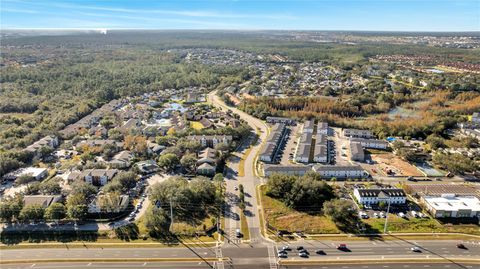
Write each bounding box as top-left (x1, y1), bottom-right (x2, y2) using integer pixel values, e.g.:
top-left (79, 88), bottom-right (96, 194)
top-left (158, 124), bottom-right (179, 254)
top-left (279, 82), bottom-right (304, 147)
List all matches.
top-left (364, 215), bottom-right (480, 235)
top-left (259, 185), bottom-right (340, 234)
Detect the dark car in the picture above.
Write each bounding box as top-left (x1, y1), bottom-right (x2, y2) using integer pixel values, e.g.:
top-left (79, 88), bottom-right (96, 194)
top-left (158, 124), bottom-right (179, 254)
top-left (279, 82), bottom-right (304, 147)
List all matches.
top-left (457, 244), bottom-right (467, 249)
top-left (315, 249), bottom-right (326, 255)
top-left (296, 246), bottom-right (304, 251)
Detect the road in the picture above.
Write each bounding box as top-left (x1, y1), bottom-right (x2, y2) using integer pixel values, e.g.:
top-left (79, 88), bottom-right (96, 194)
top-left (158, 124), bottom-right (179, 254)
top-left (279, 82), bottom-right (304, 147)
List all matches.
top-left (208, 91), bottom-right (270, 246)
top-left (1, 239), bottom-right (478, 268)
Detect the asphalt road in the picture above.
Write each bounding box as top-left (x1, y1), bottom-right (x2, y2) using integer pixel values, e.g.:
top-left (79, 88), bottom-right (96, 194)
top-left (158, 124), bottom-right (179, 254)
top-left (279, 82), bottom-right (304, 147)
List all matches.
top-left (208, 91), bottom-right (270, 246)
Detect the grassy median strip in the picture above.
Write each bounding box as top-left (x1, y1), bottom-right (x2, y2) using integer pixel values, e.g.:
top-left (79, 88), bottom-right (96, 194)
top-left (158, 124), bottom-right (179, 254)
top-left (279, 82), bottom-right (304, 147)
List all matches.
top-left (240, 211), bottom-right (250, 241)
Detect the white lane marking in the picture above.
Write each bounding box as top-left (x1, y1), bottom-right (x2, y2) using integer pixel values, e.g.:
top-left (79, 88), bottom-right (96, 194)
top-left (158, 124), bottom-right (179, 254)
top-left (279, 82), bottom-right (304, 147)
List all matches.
top-left (30, 265), bottom-right (36, 268)
top-left (142, 262), bottom-right (147, 266)
top-left (86, 263), bottom-right (92, 266)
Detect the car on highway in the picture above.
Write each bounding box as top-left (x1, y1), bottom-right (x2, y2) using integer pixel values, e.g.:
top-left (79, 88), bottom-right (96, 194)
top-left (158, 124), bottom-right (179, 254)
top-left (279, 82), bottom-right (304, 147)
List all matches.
top-left (278, 253), bottom-right (288, 258)
top-left (235, 228), bottom-right (242, 238)
top-left (298, 252), bottom-right (309, 258)
top-left (282, 245), bottom-right (292, 251)
top-left (296, 246), bottom-right (304, 251)
top-left (411, 246), bottom-right (421, 252)
top-left (337, 244), bottom-right (348, 250)
top-left (299, 249), bottom-right (309, 255)
top-left (278, 250), bottom-right (287, 255)
top-left (315, 249), bottom-right (326, 255)
top-left (234, 186), bottom-right (238, 191)
top-left (456, 243), bottom-right (467, 249)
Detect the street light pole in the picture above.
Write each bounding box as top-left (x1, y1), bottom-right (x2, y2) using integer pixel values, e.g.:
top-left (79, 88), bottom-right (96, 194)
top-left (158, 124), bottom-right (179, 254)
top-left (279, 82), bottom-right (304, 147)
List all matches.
top-left (383, 198), bottom-right (391, 234)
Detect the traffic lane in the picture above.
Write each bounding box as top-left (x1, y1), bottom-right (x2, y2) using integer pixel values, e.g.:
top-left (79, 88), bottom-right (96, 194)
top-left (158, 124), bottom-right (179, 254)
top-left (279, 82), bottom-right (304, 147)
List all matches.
top-left (0, 262), bottom-right (274, 269)
top-left (274, 240), bottom-right (479, 257)
top-left (223, 246), bottom-right (268, 258)
top-left (0, 247), bottom-right (217, 261)
top-left (286, 263), bottom-right (478, 269)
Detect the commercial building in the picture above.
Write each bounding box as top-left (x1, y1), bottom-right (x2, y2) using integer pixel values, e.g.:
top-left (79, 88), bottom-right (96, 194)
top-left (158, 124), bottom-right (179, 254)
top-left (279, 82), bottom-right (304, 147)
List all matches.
top-left (343, 128), bottom-right (373, 139)
top-left (423, 194), bottom-right (480, 218)
top-left (353, 188), bottom-right (407, 205)
top-left (4, 167), bottom-right (48, 181)
top-left (264, 165), bottom-right (311, 177)
top-left (349, 142), bottom-right (365, 161)
top-left (312, 165), bottom-right (368, 178)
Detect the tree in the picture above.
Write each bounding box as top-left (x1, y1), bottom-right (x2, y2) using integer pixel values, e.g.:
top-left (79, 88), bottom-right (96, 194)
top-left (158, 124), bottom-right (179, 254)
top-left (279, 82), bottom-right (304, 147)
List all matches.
top-left (323, 199), bottom-right (358, 232)
top-left (180, 153), bottom-right (197, 174)
top-left (97, 192), bottom-right (122, 213)
top-left (39, 180), bottom-right (62, 195)
top-left (426, 134), bottom-right (445, 150)
top-left (44, 203), bottom-right (66, 221)
top-left (67, 204), bottom-right (88, 220)
top-left (158, 153), bottom-right (180, 172)
top-left (100, 118), bottom-right (114, 129)
top-left (19, 205), bottom-right (45, 222)
top-left (15, 175), bottom-right (36, 186)
top-left (156, 136), bottom-right (177, 147)
top-left (144, 207), bottom-right (170, 236)
top-left (111, 172), bottom-right (137, 191)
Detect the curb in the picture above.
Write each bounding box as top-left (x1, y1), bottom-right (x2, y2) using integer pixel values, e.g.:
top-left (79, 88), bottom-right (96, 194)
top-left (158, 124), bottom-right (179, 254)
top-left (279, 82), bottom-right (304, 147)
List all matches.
top-left (279, 257), bottom-right (480, 265)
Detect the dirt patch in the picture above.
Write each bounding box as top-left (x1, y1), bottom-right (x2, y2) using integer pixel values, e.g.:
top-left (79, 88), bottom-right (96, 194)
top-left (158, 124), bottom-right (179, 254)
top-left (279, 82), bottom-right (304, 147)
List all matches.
top-left (371, 153), bottom-right (423, 177)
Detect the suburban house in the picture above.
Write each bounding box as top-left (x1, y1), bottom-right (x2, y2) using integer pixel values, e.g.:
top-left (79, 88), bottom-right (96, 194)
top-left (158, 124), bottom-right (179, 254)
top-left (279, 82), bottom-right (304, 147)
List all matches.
top-left (312, 165), bottom-right (368, 178)
top-left (109, 150), bottom-right (134, 168)
top-left (353, 188), bottom-right (407, 205)
top-left (343, 128), bottom-right (373, 138)
top-left (423, 194), bottom-right (480, 218)
top-left (199, 118), bottom-right (214, 129)
top-left (88, 194), bottom-right (130, 214)
top-left (4, 167), bottom-right (48, 181)
top-left (187, 135), bottom-right (233, 148)
top-left (75, 139), bottom-right (123, 151)
top-left (349, 141), bottom-right (365, 161)
top-left (350, 138), bottom-right (388, 149)
top-left (263, 165), bottom-right (311, 177)
top-left (23, 195), bottom-right (62, 208)
top-left (135, 160), bottom-right (159, 174)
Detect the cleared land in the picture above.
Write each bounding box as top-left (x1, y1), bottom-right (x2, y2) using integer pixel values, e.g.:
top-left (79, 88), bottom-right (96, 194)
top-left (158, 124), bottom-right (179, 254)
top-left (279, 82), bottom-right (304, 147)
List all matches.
top-left (259, 185), bottom-right (340, 234)
top-left (371, 153), bottom-right (424, 177)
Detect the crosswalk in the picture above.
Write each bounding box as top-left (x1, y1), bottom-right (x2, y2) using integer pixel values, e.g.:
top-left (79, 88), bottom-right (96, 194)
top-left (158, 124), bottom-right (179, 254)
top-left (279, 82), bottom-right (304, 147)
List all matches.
top-left (267, 244), bottom-right (278, 269)
top-left (215, 243), bottom-right (225, 269)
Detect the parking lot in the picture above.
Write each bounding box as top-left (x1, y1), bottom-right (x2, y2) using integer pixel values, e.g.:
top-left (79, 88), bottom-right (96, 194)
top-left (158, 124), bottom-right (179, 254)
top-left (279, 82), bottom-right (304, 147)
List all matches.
top-left (330, 127), bottom-right (352, 166)
top-left (280, 124), bottom-right (300, 165)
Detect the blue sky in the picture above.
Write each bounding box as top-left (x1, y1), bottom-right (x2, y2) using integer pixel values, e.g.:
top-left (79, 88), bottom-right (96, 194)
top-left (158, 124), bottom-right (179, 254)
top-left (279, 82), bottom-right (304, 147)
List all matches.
top-left (1, 0), bottom-right (479, 31)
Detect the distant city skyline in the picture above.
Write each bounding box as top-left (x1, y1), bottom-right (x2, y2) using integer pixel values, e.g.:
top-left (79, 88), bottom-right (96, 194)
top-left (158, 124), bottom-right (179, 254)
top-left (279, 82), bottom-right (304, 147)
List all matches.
top-left (1, 0), bottom-right (479, 31)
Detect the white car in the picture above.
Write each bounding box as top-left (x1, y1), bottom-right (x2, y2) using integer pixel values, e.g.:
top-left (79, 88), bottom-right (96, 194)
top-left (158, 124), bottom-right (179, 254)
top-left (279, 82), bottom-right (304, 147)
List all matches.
top-left (411, 246), bottom-right (421, 252)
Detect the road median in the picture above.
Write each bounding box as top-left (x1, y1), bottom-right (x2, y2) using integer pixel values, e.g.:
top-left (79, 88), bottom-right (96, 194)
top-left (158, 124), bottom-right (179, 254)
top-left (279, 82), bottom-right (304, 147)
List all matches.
top-left (1, 257), bottom-right (227, 265)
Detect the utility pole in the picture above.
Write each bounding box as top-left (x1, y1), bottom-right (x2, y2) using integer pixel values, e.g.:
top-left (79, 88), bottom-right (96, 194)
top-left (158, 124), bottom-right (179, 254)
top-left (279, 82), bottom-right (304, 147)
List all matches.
top-left (169, 198), bottom-right (174, 233)
top-left (383, 198), bottom-right (391, 234)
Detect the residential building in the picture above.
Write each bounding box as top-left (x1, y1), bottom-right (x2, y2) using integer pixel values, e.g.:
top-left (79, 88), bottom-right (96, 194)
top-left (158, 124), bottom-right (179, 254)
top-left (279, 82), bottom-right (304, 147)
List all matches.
top-left (259, 123), bottom-right (286, 163)
top-left (109, 151), bottom-right (134, 168)
top-left (23, 195), bottom-right (62, 208)
top-left (263, 165), bottom-right (311, 177)
top-left (313, 144), bottom-right (328, 163)
top-left (303, 120), bottom-right (315, 133)
top-left (88, 194), bottom-right (129, 213)
top-left (187, 135), bottom-right (233, 148)
top-left (24, 135), bottom-right (59, 157)
top-left (71, 169), bottom-right (119, 186)
top-left (312, 165), bottom-right (368, 178)
top-left (316, 122), bottom-right (328, 135)
top-left (350, 138), bottom-right (388, 149)
top-left (423, 194), bottom-right (480, 218)
top-left (197, 163), bottom-right (216, 176)
top-left (266, 116), bottom-right (296, 125)
top-left (353, 188), bottom-right (407, 205)
top-left (343, 128), bottom-right (373, 138)
top-left (472, 112), bottom-right (480, 123)
top-left (350, 142), bottom-right (365, 161)
top-left (135, 160), bottom-right (159, 174)
top-left (295, 143), bottom-right (311, 163)
top-left (4, 167), bottom-right (48, 181)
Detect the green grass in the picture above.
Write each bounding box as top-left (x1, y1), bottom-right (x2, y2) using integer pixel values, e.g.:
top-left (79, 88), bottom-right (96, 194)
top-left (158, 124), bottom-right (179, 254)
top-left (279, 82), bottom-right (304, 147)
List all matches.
top-left (259, 185), bottom-right (340, 234)
top-left (364, 215), bottom-right (480, 235)
top-left (240, 212), bottom-right (250, 240)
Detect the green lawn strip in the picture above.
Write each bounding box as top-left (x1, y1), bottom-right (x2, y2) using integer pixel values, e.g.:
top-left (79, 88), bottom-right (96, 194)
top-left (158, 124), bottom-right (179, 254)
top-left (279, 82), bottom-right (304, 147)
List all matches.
top-left (240, 211), bottom-right (250, 241)
top-left (363, 215), bottom-right (480, 235)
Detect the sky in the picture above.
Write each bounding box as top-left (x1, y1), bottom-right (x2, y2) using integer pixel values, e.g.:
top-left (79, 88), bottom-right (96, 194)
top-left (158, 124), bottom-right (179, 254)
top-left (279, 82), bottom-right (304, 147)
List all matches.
top-left (1, 0), bottom-right (479, 31)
